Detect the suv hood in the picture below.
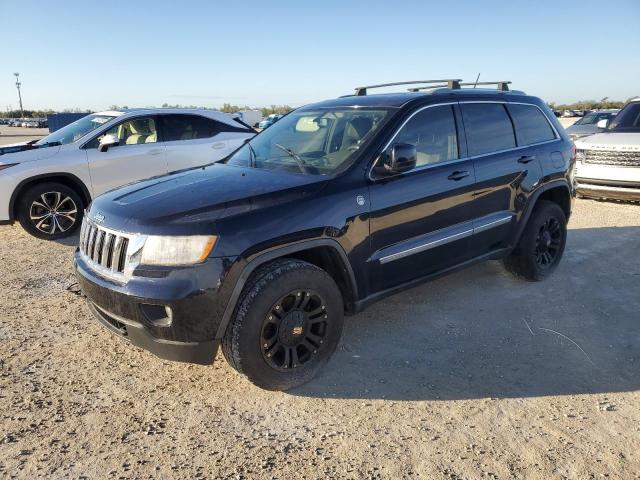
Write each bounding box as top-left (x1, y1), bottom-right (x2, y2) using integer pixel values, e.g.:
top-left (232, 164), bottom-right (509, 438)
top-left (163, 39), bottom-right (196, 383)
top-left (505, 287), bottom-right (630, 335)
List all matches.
top-left (88, 163), bottom-right (328, 235)
top-left (0, 141), bottom-right (62, 163)
top-left (575, 132), bottom-right (640, 150)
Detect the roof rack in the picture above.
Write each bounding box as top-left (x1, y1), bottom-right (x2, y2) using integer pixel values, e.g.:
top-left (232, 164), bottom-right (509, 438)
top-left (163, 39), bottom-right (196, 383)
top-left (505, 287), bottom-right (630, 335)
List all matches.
top-left (354, 79), bottom-right (462, 96)
top-left (408, 80), bottom-right (512, 92)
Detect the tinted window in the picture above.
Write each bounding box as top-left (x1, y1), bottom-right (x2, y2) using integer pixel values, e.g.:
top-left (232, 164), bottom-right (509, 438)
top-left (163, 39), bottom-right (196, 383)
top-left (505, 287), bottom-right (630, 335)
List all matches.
top-left (609, 103), bottom-right (640, 131)
top-left (507, 104), bottom-right (556, 145)
top-left (461, 103), bottom-right (515, 156)
top-left (162, 115), bottom-right (222, 141)
top-left (393, 105), bottom-right (458, 167)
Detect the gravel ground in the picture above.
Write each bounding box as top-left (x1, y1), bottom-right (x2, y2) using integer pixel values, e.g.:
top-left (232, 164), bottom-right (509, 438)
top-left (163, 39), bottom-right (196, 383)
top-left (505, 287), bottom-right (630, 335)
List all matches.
top-left (1, 197), bottom-right (639, 479)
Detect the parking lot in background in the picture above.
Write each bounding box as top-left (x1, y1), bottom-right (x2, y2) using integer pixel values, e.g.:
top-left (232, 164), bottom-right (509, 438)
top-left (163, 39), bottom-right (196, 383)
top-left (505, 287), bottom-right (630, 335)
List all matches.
top-left (0, 127), bottom-right (638, 478)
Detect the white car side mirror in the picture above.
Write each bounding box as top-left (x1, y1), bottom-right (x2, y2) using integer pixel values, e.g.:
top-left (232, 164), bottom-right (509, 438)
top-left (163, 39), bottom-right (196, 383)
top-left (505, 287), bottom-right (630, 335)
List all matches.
top-left (596, 119), bottom-right (609, 129)
top-left (98, 133), bottom-right (120, 152)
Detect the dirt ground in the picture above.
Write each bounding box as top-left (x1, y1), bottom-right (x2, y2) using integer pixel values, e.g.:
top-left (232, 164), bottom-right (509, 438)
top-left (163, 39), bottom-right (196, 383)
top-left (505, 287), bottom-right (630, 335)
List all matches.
top-left (0, 125), bottom-right (50, 145)
top-left (1, 123), bottom-right (639, 479)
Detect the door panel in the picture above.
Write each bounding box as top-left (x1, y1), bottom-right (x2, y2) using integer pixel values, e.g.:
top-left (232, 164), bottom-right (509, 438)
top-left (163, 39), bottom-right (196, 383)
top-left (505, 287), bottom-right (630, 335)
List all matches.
top-left (368, 159), bottom-right (476, 293)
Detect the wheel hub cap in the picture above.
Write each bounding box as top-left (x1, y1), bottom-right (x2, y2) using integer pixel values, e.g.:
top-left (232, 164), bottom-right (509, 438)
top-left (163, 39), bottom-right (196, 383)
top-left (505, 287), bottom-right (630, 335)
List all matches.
top-left (279, 310), bottom-right (306, 346)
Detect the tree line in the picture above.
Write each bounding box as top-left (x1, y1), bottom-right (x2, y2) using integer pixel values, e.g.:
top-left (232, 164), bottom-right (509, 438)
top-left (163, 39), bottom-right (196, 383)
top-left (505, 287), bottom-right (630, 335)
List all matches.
top-left (547, 98), bottom-right (631, 111)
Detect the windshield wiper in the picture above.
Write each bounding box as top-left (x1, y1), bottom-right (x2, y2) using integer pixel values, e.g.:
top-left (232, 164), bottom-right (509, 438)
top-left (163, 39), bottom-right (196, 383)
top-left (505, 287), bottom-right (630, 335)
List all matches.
top-left (274, 143), bottom-right (310, 174)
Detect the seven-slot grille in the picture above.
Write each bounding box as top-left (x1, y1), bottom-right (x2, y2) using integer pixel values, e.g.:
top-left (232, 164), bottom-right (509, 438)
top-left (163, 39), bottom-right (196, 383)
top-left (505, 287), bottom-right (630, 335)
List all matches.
top-left (79, 219), bottom-right (130, 275)
top-left (584, 149), bottom-right (640, 167)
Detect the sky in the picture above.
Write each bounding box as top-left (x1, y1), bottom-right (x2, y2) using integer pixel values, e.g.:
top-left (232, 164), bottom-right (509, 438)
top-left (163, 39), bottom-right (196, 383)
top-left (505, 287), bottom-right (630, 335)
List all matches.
top-left (1, 0), bottom-right (639, 112)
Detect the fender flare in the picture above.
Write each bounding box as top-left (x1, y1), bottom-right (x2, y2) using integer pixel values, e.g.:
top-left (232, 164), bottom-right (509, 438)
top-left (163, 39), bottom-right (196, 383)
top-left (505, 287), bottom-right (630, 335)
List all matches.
top-left (512, 179), bottom-right (572, 246)
top-left (8, 172), bottom-right (92, 222)
top-left (215, 238), bottom-right (358, 339)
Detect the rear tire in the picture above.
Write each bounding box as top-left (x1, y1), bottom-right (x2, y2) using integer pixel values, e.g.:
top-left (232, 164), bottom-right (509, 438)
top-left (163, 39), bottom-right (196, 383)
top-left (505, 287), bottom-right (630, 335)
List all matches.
top-left (17, 182), bottom-right (84, 240)
top-left (503, 200), bottom-right (567, 281)
top-left (222, 259), bottom-right (344, 391)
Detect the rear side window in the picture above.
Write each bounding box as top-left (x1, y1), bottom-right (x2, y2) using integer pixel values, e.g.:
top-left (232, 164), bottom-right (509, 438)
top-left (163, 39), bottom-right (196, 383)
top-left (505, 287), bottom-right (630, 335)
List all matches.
top-left (507, 104), bottom-right (556, 145)
top-left (162, 115), bottom-right (222, 141)
top-left (461, 104), bottom-right (515, 156)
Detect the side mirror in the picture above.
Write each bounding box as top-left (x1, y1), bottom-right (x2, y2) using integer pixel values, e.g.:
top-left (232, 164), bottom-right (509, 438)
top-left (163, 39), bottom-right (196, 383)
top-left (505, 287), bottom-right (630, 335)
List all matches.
top-left (98, 134), bottom-right (119, 152)
top-left (383, 143), bottom-right (417, 174)
top-left (596, 119), bottom-right (609, 129)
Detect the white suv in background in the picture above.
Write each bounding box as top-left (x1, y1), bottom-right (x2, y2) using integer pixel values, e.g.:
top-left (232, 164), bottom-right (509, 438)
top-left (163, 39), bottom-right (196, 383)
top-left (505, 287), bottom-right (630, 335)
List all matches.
top-left (574, 97), bottom-right (640, 201)
top-left (0, 109), bottom-right (255, 239)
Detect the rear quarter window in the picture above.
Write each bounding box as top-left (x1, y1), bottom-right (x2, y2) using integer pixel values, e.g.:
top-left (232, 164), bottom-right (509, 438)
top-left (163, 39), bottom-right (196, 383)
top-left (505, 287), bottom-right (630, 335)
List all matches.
top-left (507, 104), bottom-right (556, 146)
top-left (460, 103), bottom-right (516, 156)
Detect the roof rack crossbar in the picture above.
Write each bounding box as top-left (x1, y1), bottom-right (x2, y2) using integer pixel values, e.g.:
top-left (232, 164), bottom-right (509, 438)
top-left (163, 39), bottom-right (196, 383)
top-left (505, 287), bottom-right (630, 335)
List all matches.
top-left (407, 84), bottom-right (449, 92)
top-left (460, 81), bottom-right (512, 91)
top-left (408, 80), bottom-right (512, 92)
top-left (355, 79), bottom-right (462, 96)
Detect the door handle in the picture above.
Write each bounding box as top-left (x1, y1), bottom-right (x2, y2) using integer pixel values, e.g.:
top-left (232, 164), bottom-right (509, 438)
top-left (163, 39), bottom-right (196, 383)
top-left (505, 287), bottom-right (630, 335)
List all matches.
top-left (147, 149), bottom-right (163, 155)
top-left (518, 155), bottom-right (536, 164)
top-left (212, 142), bottom-right (226, 150)
top-left (447, 170), bottom-right (470, 181)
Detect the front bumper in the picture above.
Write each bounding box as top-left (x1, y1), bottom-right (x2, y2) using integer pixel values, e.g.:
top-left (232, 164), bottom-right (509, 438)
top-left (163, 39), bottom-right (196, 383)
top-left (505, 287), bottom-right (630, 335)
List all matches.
top-left (574, 161), bottom-right (640, 201)
top-left (575, 181), bottom-right (640, 201)
top-left (75, 251), bottom-right (238, 365)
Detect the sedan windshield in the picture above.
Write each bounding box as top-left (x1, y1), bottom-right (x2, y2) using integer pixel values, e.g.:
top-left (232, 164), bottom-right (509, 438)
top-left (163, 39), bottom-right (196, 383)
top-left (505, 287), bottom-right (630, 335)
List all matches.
top-left (226, 108), bottom-right (391, 175)
top-left (36, 114), bottom-right (116, 146)
top-left (574, 112), bottom-right (611, 125)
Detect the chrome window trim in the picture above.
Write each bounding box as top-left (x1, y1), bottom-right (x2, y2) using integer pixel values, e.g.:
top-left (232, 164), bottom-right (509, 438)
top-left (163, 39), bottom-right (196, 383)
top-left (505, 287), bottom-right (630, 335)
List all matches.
top-left (376, 212), bottom-right (513, 264)
top-left (368, 100), bottom-right (561, 181)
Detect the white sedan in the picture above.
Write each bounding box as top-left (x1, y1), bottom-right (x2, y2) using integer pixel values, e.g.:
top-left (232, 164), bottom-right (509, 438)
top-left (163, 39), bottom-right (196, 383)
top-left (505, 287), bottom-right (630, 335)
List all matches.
top-left (0, 108), bottom-right (255, 239)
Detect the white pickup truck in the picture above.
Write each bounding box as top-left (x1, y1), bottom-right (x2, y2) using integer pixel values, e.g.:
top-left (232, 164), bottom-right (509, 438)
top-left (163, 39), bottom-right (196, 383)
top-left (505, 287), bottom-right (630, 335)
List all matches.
top-left (574, 97), bottom-right (640, 201)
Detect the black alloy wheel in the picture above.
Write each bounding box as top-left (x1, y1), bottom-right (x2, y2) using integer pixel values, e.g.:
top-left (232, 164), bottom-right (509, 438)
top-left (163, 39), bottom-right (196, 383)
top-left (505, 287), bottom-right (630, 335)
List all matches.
top-left (534, 217), bottom-right (562, 268)
top-left (260, 289), bottom-right (329, 371)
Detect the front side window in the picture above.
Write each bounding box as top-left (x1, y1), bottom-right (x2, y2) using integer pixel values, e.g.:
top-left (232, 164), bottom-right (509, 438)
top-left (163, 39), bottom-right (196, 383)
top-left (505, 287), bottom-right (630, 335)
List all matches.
top-left (226, 108), bottom-right (391, 175)
top-left (36, 114), bottom-right (115, 146)
top-left (162, 115), bottom-right (221, 141)
top-left (392, 105), bottom-right (459, 167)
top-left (507, 104), bottom-right (556, 146)
top-left (461, 103), bottom-right (516, 156)
top-left (89, 117), bottom-right (158, 148)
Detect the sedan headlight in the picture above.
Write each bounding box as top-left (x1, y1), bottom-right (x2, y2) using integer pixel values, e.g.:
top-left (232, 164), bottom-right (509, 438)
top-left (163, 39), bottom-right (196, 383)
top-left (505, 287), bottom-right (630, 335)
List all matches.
top-left (140, 235), bottom-right (217, 266)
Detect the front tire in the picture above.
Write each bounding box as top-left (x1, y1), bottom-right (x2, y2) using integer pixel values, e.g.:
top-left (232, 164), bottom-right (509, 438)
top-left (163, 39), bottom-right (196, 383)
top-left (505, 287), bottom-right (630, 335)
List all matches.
top-left (17, 182), bottom-right (84, 240)
top-left (222, 259), bottom-right (344, 391)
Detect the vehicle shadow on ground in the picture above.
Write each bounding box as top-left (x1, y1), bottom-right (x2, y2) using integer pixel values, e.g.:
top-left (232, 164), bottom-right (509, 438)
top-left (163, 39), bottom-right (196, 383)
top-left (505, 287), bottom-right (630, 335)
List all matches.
top-left (55, 233), bottom-right (80, 247)
top-left (293, 226), bottom-right (640, 401)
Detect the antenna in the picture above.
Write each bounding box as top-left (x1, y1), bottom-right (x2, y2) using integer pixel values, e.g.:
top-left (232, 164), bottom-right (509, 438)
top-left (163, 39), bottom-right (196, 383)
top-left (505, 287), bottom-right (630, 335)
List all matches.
top-left (473, 73), bottom-right (481, 88)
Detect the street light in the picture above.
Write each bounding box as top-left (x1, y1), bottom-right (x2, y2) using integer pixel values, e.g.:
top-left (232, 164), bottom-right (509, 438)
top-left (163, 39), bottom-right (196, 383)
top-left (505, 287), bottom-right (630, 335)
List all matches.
top-left (14, 72), bottom-right (24, 119)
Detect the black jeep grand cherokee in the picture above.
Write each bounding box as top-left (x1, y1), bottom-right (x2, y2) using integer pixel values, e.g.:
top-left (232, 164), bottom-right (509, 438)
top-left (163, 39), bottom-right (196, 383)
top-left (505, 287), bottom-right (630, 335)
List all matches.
top-left (75, 79), bottom-right (575, 390)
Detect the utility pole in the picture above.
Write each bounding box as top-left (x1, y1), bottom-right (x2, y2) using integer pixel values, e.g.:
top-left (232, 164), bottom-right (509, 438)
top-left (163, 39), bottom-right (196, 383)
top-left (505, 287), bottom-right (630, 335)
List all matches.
top-left (14, 73), bottom-right (24, 119)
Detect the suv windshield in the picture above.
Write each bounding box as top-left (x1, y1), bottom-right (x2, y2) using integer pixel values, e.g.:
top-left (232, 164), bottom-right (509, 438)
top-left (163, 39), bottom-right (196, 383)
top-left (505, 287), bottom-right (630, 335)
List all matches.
top-left (36, 114), bottom-right (116, 146)
top-left (226, 108), bottom-right (391, 175)
top-left (607, 103), bottom-right (640, 132)
top-left (574, 111), bottom-right (613, 125)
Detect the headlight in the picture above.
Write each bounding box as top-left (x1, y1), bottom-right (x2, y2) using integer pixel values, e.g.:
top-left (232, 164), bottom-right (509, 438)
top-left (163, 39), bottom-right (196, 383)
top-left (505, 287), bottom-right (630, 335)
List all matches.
top-left (575, 149), bottom-right (586, 162)
top-left (140, 235), bottom-right (217, 266)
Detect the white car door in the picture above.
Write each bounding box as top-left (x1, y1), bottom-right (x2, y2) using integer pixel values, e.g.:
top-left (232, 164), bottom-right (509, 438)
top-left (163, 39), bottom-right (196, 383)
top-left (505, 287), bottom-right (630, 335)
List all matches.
top-left (161, 114), bottom-right (245, 171)
top-left (84, 116), bottom-right (168, 196)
